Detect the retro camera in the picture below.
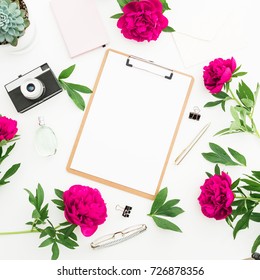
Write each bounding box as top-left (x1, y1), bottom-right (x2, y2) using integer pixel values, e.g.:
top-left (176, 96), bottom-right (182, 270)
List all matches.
top-left (4, 63), bottom-right (62, 113)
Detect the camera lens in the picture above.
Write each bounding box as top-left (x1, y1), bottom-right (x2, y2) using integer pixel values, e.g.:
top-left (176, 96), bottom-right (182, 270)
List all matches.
top-left (20, 79), bottom-right (45, 100)
top-left (26, 83), bottom-right (36, 92)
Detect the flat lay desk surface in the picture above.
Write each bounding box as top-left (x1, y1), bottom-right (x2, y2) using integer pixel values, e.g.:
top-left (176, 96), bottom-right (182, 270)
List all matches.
top-left (0, 0), bottom-right (260, 260)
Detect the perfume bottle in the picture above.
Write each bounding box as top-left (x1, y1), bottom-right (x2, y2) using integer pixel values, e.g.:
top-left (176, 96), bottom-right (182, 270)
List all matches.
top-left (34, 116), bottom-right (57, 157)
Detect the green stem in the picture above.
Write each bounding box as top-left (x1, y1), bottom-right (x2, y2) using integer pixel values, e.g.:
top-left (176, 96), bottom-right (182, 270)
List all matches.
top-left (235, 196), bottom-right (260, 203)
top-left (0, 224), bottom-right (61, 236)
top-left (228, 88), bottom-right (243, 107)
top-left (0, 229), bottom-right (38, 235)
top-left (248, 115), bottom-right (260, 138)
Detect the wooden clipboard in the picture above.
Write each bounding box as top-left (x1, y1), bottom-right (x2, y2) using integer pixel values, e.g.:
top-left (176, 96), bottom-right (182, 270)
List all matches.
top-left (67, 49), bottom-right (194, 200)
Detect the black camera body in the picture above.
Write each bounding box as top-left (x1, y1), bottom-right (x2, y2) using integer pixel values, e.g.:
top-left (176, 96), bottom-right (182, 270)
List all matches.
top-left (4, 63), bottom-right (62, 113)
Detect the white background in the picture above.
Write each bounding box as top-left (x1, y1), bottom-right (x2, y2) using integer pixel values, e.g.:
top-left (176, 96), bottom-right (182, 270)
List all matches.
top-left (0, 0), bottom-right (259, 261)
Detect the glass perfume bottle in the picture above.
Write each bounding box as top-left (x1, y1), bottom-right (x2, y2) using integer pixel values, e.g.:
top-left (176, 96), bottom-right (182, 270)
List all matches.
top-left (34, 116), bottom-right (57, 157)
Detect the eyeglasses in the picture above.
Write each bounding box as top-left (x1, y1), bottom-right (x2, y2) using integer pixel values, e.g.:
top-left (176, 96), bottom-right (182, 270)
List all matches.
top-left (90, 224), bottom-right (147, 249)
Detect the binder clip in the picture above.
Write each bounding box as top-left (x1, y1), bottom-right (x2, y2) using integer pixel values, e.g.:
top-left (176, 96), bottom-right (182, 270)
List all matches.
top-left (189, 106), bottom-right (201, 121)
top-left (116, 205), bottom-right (132, 218)
top-left (252, 252), bottom-right (260, 260)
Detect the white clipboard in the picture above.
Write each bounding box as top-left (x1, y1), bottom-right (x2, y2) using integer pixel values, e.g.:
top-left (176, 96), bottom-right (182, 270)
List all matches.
top-left (67, 49), bottom-right (194, 199)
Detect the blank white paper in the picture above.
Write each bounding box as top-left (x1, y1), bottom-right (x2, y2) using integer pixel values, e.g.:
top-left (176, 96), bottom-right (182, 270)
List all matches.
top-left (70, 50), bottom-right (193, 197)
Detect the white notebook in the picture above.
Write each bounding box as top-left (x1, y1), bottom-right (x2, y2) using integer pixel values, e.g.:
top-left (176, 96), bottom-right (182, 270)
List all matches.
top-left (50, 0), bottom-right (109, 57)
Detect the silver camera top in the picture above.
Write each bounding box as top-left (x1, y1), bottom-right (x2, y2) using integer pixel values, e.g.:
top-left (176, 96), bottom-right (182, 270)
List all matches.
top-left (5, 64), bottom-right (50, 94)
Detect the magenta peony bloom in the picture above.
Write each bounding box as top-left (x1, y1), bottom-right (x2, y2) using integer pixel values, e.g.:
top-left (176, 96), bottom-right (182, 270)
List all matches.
top-left (117, 0), bottom-right (168, 42)
top-left (203, 57), bottom-right (236, 94)
top-left (198, 172), bottom-right (234, 220)
top-left (0, 116), bottom-right (18, 142)
top-left (63, 185), bottom-right (107, 237)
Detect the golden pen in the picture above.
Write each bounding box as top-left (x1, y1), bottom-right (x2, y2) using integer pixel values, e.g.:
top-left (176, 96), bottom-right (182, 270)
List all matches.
top-left (174, 122), bottom-right (211, 165)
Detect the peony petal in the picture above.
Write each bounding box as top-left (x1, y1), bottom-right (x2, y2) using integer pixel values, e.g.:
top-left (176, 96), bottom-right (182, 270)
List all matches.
top-left (219, 67), bottom-right (232, 84)
top-left (80, 225), bottom-right (98, 237)
top-left (230, 57), bottom-right (237, 72)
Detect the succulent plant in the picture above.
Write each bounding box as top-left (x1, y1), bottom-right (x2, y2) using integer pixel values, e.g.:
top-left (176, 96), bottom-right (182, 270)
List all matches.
top-left (0, 0), bottom-right (30, 46)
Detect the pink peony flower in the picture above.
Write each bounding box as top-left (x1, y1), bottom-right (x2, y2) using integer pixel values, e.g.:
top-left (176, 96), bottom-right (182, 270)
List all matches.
top-left (203, 57), bottom-right (236, 94)
top-left (198, 172), bottom-right (234, 220)
top-left (117, 0), bottom-right (168, 42)
top-left (63, 185), bottom-right (107, 237)
top-left (0, 116), bottom-right (18, 143)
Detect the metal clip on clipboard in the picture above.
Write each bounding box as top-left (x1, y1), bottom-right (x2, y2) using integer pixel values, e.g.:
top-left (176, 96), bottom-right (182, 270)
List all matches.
top-left (126, 55), bottom-right (173, 80)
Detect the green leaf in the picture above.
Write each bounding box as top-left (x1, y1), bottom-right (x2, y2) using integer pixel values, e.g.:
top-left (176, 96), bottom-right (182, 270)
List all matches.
top-left (231, 178), bottom-right (240, 190)
top-left (214, 164), bottom-right (220, 175)
top-left (152, 216), bottom-right (182, 232)
top-left (205, 172), bottom-right (212, 178)
top-left (228, 147), bottom-right (246, 166)
top-left (241, 98), bottom-right (254, 108)
top-left (156, 199), bottom-right (180, 213)
top-left (51, 242), bottom-right (60, 260)
top-left (250, 212), bottom-right (260, 222)
top-left (156, 207), bottom-right (184, 217)
top-left (211, 91), bottom-right (229, 99)
top-left (160, 0), bottom-right (171, 11)
top-left (69, 232), bottom-right (77, 241)
top-left (233, 211), bottom-right (252, 239)
top-left (62, 81), bottom-right (85, 111)
top-left (225, 216), bottom-right (234, 228)
top-left (241, 185), bottom-right (260, 192)
top-left (65, 83), bottom-right (92, 94)
top-left (39, 230), bottom-right (48, 239)
top-left (232, 72), bottom-right (247, 78)
top-left (52, 199), bottom-right (64, 208)
top-left (233, 65), bottom-right (242, 74)
top-left (236, 187), bottom-right (247, 197)
top-left (39, 237), bottom-right (54, 247)
top-left (221, 100), bottom-right (226, 111)
top-left (229, 120), bottom-right (243, 131)
top-left (232, 199), bottom-right (245, 207)
top-left (163, 26), bottom-right (175, 32)
top-left (214, 127), bottom-right (232, 136)
top-left (36, 183), bottom-right (44, 209)
top-left (117, 0), bottom-right (131, 9)
top-left (0, 143), bottom-right (16, 164)
top-left (230, 106), bottom-right (240, 122)
top-left (209, 143), bottom-right (240, 165)
top-left (0, 163), bottom-right (20, 184)
top-left (251, 171), bottom-right (260, 180)
top-left (58, 65), bottom-right (75, 80)
top-left (54, 189), bottom-right (64, 200)
top-left (40, 204), bottom-right (49, 221)
top-left (150, 187), bottom-right (168, 214)
top-left (58, 224), bottom-right (77, 238)
top-left (24, 188), bottom-right (36, 206)
top-left (32, 209), bottom-right (41, 219)
top-left (110, 13), bottom-right (123, 19)
top-left (251, 235), bottom-right (260, 253)
top-left (57, 235), bottom-right (79, 249)
top-left (238, 80), bottom-right (254, 102)
top-left (240, 179), bottom-right (260, 191)
top-left (59, 221), bottom-right (71, 227)
top-left (40, 227), bottom-right (55, 238)
top-left (204, 100), bottom-right (222, 108)
top-left (250, 193), bottom-right (260, 199)
top-left (232, 200), bottom-right (247, 219)
top-left (202, 152), bottom-right (227, 165)
top-left (202, 152), bottom-right (239, 166)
